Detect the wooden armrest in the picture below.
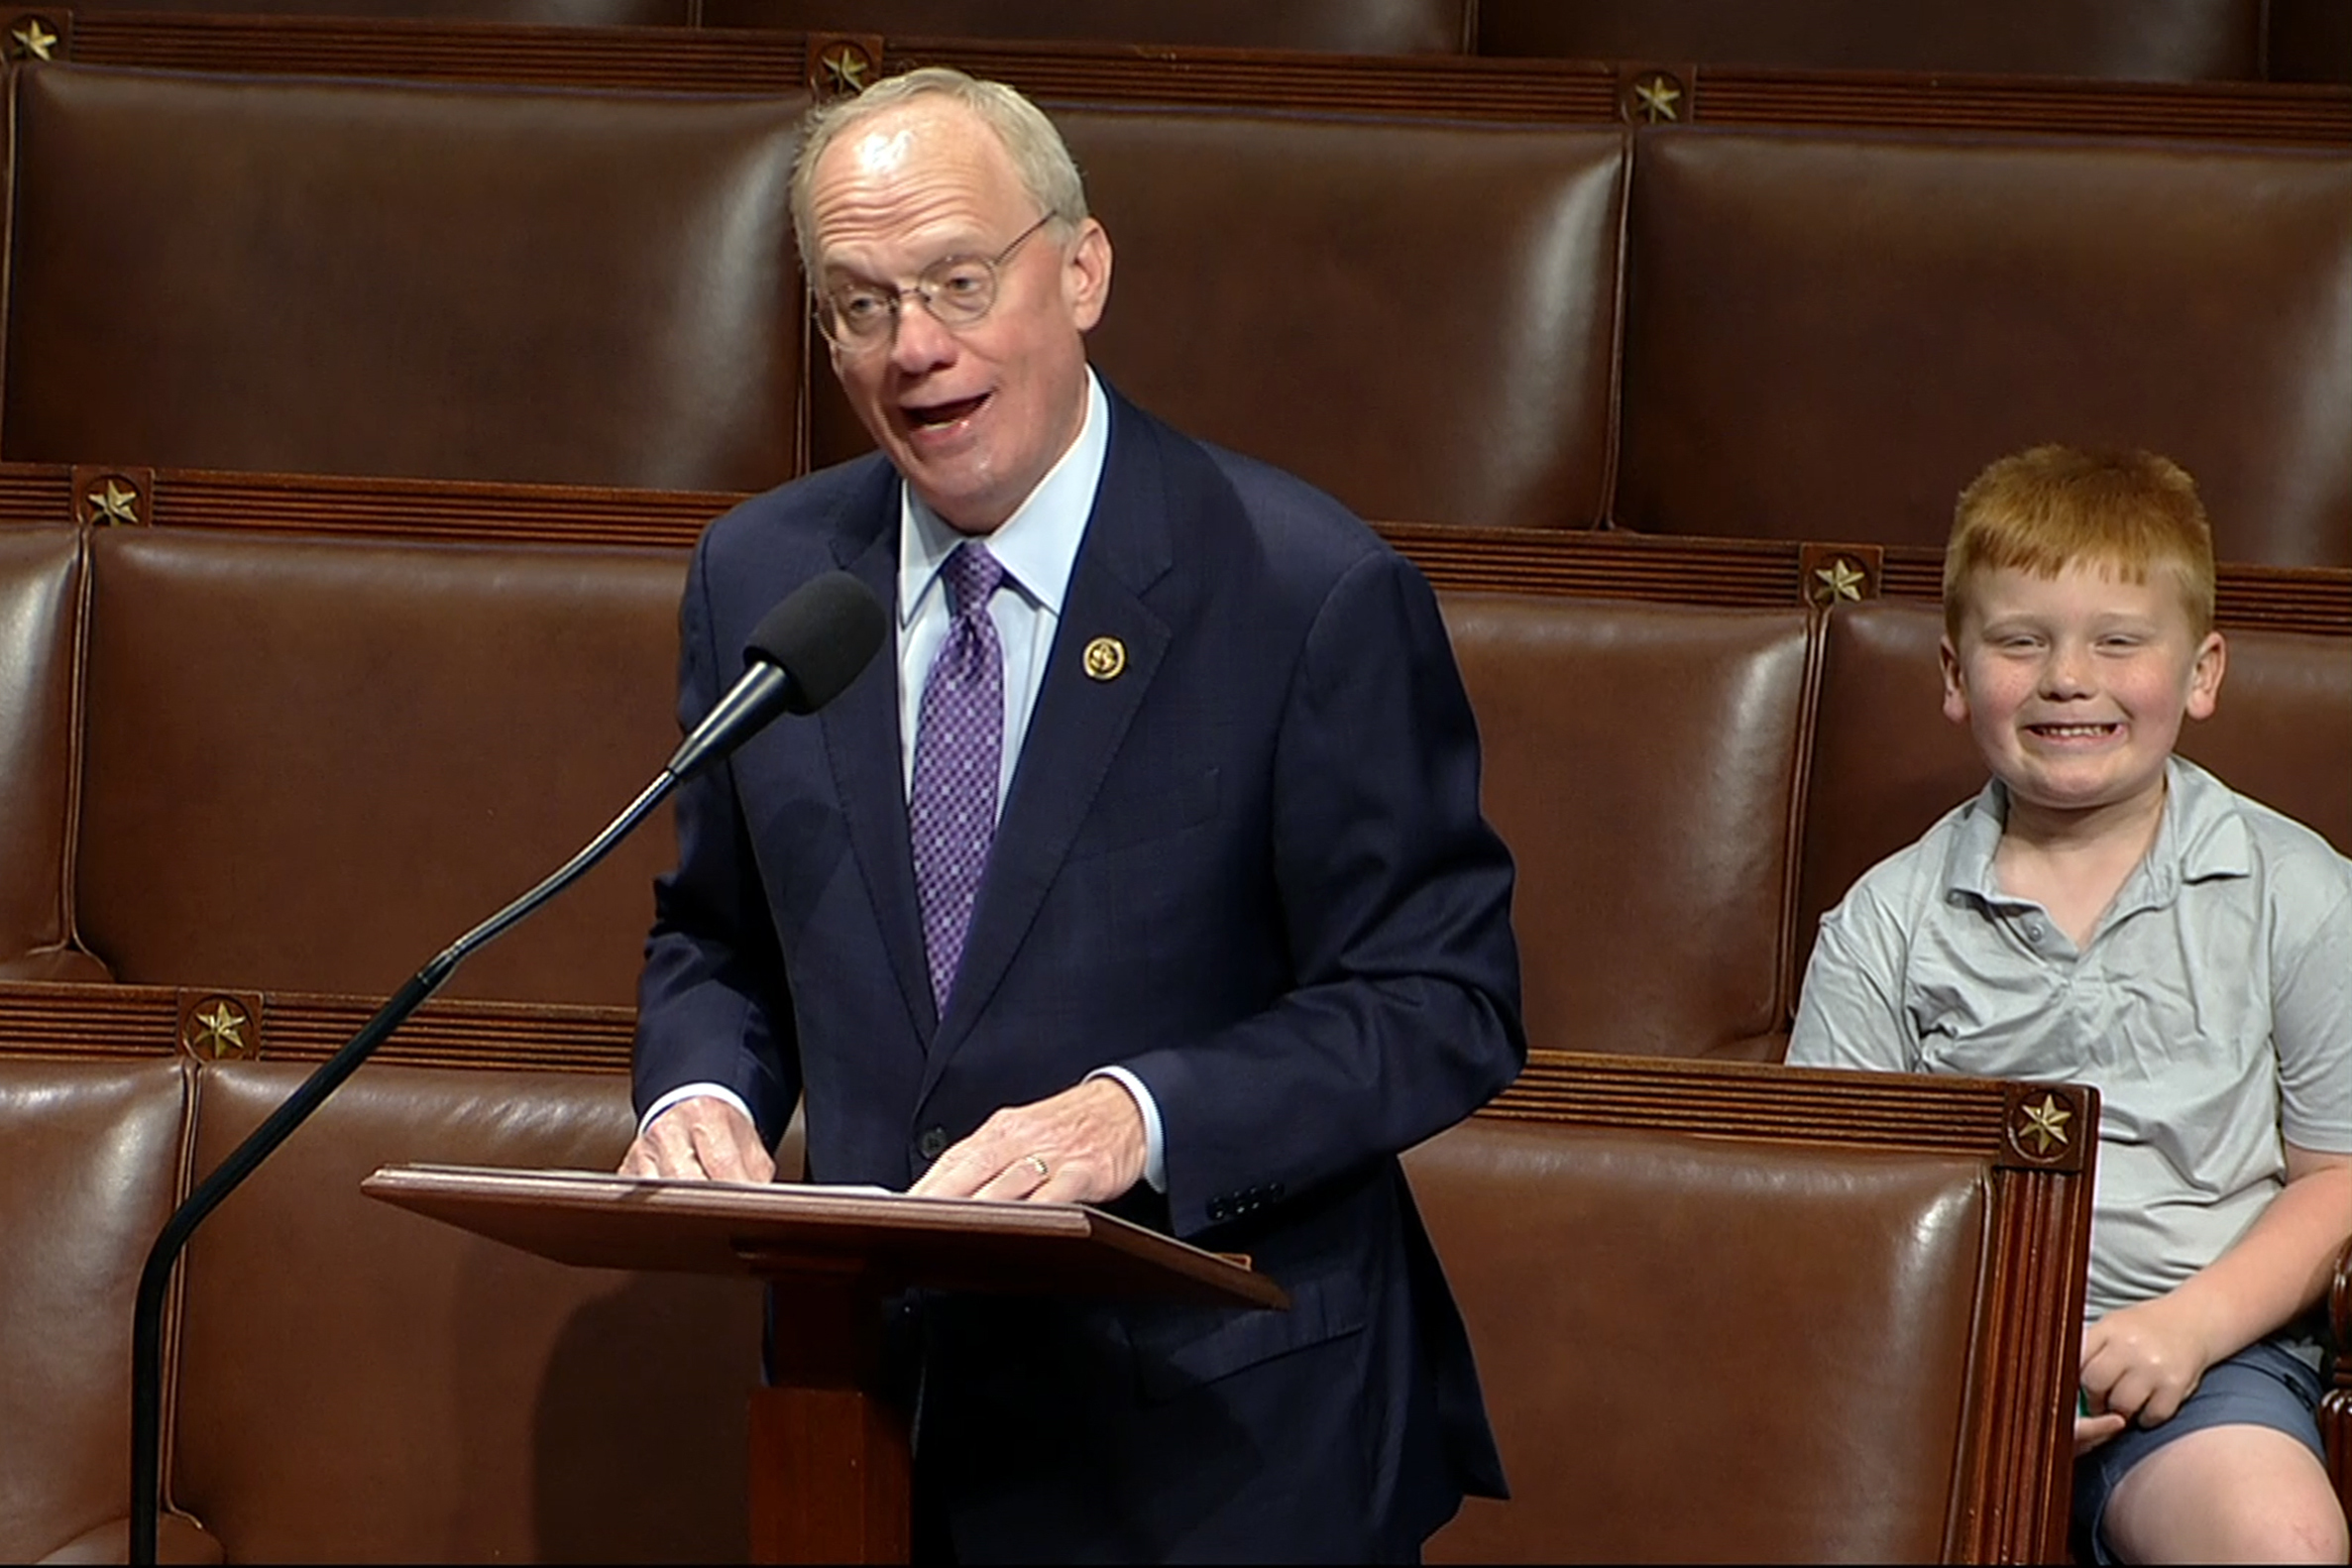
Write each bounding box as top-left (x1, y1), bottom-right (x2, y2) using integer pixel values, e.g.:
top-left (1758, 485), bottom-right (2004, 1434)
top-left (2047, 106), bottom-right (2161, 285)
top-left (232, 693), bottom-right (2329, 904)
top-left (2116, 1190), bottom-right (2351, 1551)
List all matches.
top-left (2332, 1234), bottom-right (2352, 1387)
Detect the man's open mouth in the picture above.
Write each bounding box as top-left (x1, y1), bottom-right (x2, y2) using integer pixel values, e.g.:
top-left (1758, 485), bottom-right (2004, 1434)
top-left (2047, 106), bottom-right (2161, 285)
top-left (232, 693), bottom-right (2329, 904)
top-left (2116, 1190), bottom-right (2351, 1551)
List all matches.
top-left (905, 393), bottom-right (988, 429)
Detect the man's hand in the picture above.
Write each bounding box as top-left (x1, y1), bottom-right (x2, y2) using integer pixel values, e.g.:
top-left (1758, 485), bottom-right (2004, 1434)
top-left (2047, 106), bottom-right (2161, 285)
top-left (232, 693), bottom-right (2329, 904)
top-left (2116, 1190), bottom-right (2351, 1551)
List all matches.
top-left (910, 1076), bottom-right (1147, 1204)
top-left (618, 1094), bottom-right (775, 1183)
top-left (2079, 1293), bottom-right (2220, 1430)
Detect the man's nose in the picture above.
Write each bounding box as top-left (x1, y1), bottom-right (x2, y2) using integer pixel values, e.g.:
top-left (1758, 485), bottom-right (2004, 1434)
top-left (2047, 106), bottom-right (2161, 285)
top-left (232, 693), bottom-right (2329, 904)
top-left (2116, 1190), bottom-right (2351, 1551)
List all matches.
top-left (887, 293), bottom-right (959, 373)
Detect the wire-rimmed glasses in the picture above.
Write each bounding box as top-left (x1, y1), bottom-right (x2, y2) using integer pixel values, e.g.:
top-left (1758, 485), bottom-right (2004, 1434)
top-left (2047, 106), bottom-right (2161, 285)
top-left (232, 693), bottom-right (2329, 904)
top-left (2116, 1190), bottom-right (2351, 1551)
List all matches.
top-left (814, 212), bottom-right (1056, 354)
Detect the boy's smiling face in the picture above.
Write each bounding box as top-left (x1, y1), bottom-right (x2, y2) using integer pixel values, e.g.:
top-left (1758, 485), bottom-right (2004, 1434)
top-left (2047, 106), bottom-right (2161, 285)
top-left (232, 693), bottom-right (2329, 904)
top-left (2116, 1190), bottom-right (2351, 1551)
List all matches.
top-left (1941, 559), bottom-right (2225, 828)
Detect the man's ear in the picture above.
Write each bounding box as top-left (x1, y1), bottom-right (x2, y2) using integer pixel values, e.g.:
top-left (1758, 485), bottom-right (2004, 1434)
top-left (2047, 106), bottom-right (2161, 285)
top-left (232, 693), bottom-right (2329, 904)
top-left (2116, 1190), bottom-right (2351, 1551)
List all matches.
top-left (1064, 218), bottom-right (1112, 332)
top-left (1939, 636), bottom-right (1970, 727)
top-left (2185, 629), bottom-right (2227, 722)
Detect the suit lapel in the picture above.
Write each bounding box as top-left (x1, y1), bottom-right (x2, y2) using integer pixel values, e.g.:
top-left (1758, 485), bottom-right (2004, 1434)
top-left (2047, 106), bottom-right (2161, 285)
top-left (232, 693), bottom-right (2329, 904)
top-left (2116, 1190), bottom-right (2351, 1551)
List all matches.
top-left (922, 396), bottom-right (1179, 1088)
top-left (818, 468), bottom-right (940, 1043)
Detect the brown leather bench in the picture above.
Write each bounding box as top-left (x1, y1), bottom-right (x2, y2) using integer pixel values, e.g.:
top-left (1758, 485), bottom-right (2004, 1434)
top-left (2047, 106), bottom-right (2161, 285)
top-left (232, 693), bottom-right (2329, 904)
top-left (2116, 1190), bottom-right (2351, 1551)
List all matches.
top-left (2, 497), bottom-right (2346, 1556)
top-left (0, 64), bottom-right (2342, 573)
top-left (1447, 592), bottom-right (1811, 1062)
top-left (2, 64), bottom-right (810, 493)
top-left (72, 525), bottom-right (688, 1004)
top-left (0, 523), bottom-right (95, 980)
top-left (1477, 0), bottom-right (2271, 79)
top-left (172, 1057), bottom-right (760, 1562)
top-left (1616, 126), bottom-right (2352, 568)
top-left (1407, 1056), bottom-right (2095, 1563)
top-left (699, 0), bottom-right (1473, 51)
top-left (0, 1055), bottom-right (192, 1563)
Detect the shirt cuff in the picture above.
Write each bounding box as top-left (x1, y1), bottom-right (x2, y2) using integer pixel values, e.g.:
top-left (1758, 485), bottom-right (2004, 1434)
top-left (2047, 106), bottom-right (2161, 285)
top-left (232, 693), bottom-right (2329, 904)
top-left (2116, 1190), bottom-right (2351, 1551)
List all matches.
top-left (1087, 1065), bottom-right (1168, 1194)
top-left (639, 1081), bottom-right (757, 1140)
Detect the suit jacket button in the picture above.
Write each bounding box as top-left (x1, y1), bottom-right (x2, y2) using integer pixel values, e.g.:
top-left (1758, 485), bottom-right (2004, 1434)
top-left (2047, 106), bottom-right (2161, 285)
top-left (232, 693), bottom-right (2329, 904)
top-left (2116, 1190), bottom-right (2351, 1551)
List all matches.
top-left (918, 1127), bottom-right (949, 1160)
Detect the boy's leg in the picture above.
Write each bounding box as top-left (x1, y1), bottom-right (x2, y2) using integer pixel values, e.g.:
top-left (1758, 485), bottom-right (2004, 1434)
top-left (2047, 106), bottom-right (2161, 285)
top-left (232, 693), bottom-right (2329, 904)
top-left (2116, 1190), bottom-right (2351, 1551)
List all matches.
top-left (2075, 1338), bottom-right (2346, 1565)
top-left (2103, 1424), bottom-right (2344, 1564)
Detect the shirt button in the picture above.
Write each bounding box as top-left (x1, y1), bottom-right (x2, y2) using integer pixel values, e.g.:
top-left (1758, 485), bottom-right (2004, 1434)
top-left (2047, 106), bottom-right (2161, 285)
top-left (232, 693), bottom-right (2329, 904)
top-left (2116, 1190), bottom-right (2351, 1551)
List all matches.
top-left (917, 1127), bottom-right (949, 1160)
top-left (2025, 921), bottom-right (2046, 941)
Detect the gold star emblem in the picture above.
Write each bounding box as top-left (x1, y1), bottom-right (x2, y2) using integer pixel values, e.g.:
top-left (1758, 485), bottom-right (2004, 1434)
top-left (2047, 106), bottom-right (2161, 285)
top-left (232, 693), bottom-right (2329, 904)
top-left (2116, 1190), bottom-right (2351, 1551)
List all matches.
top-left (819, 45), bottom-right (870, 95)
top-left (1811, 557), bottom-right (1866, 606)
top-left (9, 19), bottom-right (56, 60)
top-left (1631, 74), bottom-right (1682, 123)
top-left (188, 998), bottom-right (251, 1059)
top-left (87, 478), bottom-right (139, 525)
top-left (1081, 636), bottom-right (1126, 681)
top-left (2017, 1094), bottom-right (2072, 1156)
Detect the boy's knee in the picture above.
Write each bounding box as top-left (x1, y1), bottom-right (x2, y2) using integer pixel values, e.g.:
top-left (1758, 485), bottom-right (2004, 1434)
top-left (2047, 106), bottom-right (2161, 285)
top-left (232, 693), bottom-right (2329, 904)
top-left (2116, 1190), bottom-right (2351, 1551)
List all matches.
top-left (2231, 1498), bottom-right (2348, 1565)
top-left (2270, 1498), bottom-right (2351, 1565)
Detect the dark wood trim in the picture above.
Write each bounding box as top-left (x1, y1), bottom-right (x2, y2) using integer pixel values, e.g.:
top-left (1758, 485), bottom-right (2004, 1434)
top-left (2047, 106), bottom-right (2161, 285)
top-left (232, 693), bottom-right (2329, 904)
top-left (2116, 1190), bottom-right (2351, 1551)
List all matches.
top-left (0, 978), bottom-right (634, 1070)
top-left (7, 461), bottom-right (2346, 632)
top-left (19, 12), bottom-right (2349, 147)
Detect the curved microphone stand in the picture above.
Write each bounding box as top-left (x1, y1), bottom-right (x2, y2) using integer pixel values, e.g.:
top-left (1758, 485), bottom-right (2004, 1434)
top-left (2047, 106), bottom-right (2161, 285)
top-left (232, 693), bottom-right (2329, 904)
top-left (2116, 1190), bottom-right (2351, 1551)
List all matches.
top-left (126, 769), bottom-right (673, 1565)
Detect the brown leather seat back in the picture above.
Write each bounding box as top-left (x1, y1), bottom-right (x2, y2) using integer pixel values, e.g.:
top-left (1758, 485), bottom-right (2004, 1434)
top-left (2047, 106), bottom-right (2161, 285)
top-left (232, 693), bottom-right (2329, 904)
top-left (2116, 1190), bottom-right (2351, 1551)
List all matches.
top-left (2180, 622), bottom-right (2352, 857)
top-left (1407, 1113), bottom-right (1986, 1562)
top-left (0, 1055), bottom-right (191, 1562)
top-left (810, 111), bottom-right (1626, 532)
top-left (1444, 593), bottom-right (1812, 1060)
top-left (703, 0), bottom-right (1475, 51)
top-left (1794, 599), bottom-right (2352, 1000)
top-left (75, 527), bottom-right (688, 1004)
top-left (0, 525), bottom-right (101, 980)
top-left (2270, 0), bottom-right (2352, 82)
top-left (171, 1060), bottom-right (761, 1561)
top-left (4, 65), bottom-right (808, 492)
top-left (1616, 128), bottom-right (2352, 567)
top-left (1478, 0), bottom-right (2267, 79)
top-left (1793, 602), bottom-right (1984, 998)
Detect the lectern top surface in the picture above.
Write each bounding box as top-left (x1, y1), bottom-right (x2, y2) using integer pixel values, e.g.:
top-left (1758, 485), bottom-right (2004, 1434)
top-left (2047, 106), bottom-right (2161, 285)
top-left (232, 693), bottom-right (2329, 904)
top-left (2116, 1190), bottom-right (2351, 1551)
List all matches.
top-left (362, 1162), bottom-right (1289, 1310)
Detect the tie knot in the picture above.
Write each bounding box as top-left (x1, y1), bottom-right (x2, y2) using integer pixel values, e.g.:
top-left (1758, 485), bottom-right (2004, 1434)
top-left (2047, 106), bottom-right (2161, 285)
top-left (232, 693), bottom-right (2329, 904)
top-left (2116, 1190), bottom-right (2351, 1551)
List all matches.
top-left (942, 543), bottom-right (1005, 619)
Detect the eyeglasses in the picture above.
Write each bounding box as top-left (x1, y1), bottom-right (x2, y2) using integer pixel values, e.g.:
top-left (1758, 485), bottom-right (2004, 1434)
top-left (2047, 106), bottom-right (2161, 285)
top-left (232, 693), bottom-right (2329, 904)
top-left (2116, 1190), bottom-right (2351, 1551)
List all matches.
top-left (814, 213), bottom-right (1056, 354)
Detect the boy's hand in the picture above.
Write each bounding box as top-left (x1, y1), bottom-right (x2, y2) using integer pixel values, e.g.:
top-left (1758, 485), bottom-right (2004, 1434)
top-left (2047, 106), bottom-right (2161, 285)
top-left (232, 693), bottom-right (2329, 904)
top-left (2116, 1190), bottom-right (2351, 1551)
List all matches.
top-left (2072, 1409), bottom-right (2128, 1456)
top-left (2078, 1295), bottom-right (2219, 1429)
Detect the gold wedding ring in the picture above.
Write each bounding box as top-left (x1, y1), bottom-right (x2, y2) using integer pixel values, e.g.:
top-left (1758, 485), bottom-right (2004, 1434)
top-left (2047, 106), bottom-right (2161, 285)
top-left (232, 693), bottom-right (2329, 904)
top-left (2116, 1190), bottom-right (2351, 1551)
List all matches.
top-left (1024, 1154), bottom-right (1051, 1179)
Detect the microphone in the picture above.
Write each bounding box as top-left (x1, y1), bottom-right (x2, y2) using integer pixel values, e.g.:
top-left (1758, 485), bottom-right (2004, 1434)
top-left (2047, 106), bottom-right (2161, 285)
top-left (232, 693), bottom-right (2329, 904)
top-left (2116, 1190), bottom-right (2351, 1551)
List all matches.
top-left (128, 569), bottom-right (886, 1565)
top-left (667, 570), bottom-right (888, 780)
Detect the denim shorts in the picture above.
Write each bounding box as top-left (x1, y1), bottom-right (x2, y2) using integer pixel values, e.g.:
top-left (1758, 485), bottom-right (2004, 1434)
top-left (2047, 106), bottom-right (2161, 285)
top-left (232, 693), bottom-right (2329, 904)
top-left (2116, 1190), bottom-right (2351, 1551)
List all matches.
top-left (2070, 1336), bottom-right (2326, 1565)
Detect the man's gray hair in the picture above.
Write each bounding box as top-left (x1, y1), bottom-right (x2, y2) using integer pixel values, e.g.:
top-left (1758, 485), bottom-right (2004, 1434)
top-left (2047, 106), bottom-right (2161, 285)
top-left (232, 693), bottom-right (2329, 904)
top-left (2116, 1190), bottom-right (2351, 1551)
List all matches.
top-left (790, 66), bottom-right (1090, 275)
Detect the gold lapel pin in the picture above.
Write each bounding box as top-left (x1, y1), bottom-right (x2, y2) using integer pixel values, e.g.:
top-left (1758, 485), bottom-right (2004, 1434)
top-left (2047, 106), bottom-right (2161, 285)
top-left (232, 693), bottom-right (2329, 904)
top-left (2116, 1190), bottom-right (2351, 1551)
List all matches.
top-left (1082, 635), bottom-right (1126, 681)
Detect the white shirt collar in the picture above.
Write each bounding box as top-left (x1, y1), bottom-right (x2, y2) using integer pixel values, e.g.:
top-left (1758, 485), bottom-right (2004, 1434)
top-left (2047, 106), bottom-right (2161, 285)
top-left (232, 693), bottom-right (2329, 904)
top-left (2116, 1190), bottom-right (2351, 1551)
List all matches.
top-left (897, 369), bottom-right (1110, 626)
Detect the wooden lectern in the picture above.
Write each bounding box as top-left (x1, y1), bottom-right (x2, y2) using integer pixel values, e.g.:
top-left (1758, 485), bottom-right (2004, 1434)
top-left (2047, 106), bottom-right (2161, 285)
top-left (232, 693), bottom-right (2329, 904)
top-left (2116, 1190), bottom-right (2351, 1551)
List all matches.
top-left (362, 1165), bottom-right (1288, 1564)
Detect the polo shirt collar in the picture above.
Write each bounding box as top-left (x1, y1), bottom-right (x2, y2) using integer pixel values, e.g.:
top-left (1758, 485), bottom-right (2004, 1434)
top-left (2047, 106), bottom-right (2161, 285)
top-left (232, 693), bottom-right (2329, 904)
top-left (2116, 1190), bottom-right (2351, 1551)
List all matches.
top-left (1940, 754), bottom-right (2252, 915)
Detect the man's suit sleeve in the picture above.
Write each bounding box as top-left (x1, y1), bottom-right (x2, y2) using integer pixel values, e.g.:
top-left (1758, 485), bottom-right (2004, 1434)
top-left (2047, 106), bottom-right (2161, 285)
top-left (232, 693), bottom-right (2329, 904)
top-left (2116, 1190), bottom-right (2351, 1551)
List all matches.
top-left (1121, 548), bottom-right (1525, 1237)
top-left (630, 539), bottom-right (803, 1145)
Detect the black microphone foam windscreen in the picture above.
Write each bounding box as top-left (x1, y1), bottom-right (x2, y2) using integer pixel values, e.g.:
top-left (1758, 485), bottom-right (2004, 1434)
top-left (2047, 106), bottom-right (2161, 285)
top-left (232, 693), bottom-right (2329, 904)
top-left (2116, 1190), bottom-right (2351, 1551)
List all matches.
top-left (745, 571), bottom-right (888, 715)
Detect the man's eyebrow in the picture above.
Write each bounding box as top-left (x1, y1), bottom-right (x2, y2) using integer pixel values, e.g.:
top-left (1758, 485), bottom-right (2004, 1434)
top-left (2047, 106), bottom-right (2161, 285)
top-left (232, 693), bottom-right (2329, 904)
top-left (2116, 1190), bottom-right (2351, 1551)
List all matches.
top-left (820, 242), bottom-right (984, 287)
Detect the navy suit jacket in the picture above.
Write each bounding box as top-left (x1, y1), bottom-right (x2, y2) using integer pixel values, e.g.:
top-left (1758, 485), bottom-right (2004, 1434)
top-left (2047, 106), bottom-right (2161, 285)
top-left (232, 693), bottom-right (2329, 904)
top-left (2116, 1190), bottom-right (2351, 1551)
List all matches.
top-left (634, 388), bottom-right (1524, 1562)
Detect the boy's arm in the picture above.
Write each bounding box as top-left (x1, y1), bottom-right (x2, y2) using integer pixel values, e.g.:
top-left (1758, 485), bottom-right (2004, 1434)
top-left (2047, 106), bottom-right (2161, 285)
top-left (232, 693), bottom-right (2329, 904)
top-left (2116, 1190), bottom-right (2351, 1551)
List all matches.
top-left (2085, 862), bottom-right (2352, 1429)
top-left (1787, 896), bottom-right (1919, 1071)
top-left (2081, 1145), bottom-right (2352, 1426)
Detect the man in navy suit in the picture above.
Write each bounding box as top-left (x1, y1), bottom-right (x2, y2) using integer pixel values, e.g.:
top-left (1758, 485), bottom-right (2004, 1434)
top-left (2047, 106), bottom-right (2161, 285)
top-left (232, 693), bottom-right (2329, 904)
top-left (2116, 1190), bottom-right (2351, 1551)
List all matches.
top-left (621, 65), bottom-right (1524, 1563)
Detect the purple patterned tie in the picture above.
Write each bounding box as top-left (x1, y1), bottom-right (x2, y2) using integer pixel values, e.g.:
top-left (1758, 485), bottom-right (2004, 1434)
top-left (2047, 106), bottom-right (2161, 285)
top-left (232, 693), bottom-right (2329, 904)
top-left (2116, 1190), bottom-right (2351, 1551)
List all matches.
top-left (909, 542), bottom-right (1007, 1011)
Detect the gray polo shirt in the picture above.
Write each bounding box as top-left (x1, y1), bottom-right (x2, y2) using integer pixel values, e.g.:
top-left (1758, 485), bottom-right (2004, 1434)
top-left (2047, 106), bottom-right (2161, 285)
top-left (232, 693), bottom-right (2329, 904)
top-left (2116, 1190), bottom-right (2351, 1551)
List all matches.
top-left (1789, 756), bottom-right (2352, 1320)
